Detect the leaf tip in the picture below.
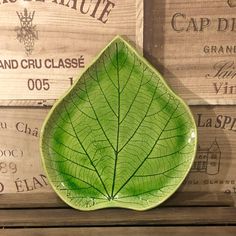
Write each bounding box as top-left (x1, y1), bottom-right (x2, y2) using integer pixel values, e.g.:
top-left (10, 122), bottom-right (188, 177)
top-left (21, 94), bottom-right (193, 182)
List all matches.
top-left (110, 35), bottom-right (131, 46)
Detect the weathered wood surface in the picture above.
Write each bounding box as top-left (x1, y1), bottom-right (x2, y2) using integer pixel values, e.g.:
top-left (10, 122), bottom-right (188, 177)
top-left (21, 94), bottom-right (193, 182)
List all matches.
top-left (0, 192), bottom-right (233, 209)
top-left (0, 108), bottom-right (52, 194)
top-left (182, 106), bottom-right (236, 195)
top-left (1, 106), bottom-right (236, 195)
top-left (144, 0), bottom-right (236, 104)
top-left (4, 0), bottom-right (236, 105)
top-left (1, 227), bottom-right (236, 236)
top-left (0, 207), bottom-right (236, 227)
top-left (0, 1), bottom-right (235, 235)
top-left (0, 0), bottom-right (143, 101)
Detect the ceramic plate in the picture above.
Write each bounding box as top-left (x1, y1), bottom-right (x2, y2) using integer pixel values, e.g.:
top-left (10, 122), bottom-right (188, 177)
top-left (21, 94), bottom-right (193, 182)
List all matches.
top-left (40, 36), bottom-right (197, 211)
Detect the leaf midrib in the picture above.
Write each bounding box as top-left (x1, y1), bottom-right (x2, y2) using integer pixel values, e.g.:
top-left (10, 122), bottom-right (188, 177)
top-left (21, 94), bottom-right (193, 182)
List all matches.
top-left (111, 43), bottom-right (121, 199)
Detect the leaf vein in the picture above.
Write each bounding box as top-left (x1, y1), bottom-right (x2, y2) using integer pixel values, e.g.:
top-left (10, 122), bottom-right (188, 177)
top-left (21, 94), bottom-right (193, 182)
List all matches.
top-left (114, 103), bottom-right (180, 197)
top-left (63, 104), bottom-right (111, 199)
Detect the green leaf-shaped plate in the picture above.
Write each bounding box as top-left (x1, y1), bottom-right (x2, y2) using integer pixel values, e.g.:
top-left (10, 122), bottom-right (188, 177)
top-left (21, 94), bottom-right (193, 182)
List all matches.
top-left (40, 36), bottom-right (197, 211)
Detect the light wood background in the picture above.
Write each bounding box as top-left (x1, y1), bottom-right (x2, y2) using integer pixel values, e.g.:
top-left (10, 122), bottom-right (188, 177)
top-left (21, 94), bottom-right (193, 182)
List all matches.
top-left (0, 0), bottom-right (143, 101)
top-left (144, 0), bottom-right (236, 104)
top-left (0, 1), bottom-right (236, 234)
top-left (0, 0), bottom-right (144, 194)
top-left (0, 108), bottom-right (52, 194)
top-left (1, 106), bottom-right (236, 195)
top-left (181, 106), bottom-right (236, 194)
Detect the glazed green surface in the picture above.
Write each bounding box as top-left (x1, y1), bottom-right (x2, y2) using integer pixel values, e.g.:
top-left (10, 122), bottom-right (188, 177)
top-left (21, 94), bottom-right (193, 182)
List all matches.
top-left (40, 36), bottom-right (197, 211)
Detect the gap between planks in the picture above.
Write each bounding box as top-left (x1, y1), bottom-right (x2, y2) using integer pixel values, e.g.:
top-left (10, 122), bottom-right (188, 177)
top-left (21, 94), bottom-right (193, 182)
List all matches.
top-left (2, 99), bottom-right (236, 107)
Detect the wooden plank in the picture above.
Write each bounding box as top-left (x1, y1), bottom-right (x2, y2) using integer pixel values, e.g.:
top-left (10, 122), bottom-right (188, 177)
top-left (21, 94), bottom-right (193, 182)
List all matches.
top-left (0, 108), bottom-right (52, 194)
top-left (0, 192), bottom-right (233, 209)
top-left (1, 106), bottom-right (236, 197)
top-left (0, 207), bottom-right (236, 227)
top-left (1, 227), bottom-right (236, 236)
top-left (136, 0), bottom-right (144, 51)
top-left (166, 192), bottom-right (234, 207)
top-left (0, 192), bottom-right (65, 209)
top-left (181, 106), bottom-right (236, 195)
top-left (0, 0), bottom-right (143, 101)
top-left (144, 0), bottom-right (236, 104)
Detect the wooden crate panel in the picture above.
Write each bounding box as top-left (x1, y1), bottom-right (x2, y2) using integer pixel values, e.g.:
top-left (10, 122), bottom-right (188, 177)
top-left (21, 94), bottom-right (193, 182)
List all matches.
top-left (0, 0), bottom-right (143, 100)
top-left (1, 106), bottom-right (236, 196)
top-left (180, 106), bottom-right (236, 195)
top-left (144, 0), bottom-right (236, 104)
top-left (0, 108), bottom-right (52, 194)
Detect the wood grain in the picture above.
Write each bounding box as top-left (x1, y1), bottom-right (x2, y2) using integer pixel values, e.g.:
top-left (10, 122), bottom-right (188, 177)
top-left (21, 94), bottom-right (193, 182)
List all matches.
top-left (1, 105), bottom-right (236, 197)
top-left (0, 108), bottom-right (52, 194)
top-left (0, 207), bottom-right (236, 227)
top-left (1, 106), bottom-right (236, 195)
top-left (144, 0), bottom-right (236, 104)
top-left (1, 227), bottom-right (236, 236)
top-left (0, 0), bottom-right (143, 101)
top-left (0, 192), bottom-right (233, 209)
top-left (182, 106), bottom-right (236, 194)
top-left (0, 1), bottom-right (235, 234)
